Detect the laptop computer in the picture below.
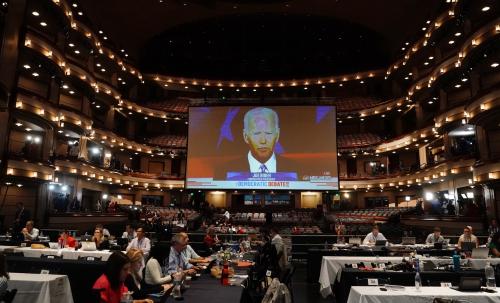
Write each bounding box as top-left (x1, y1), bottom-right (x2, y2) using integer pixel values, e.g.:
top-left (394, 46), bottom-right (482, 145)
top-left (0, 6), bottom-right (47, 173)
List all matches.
top-left (117, 237), bottom-right (129, 247)
top-left (434, 242), bottom-right (443, 249)
top-left (401, 237), bottom-right (416, 245)
top-left (461, 242), bottom-right (476, 252)
top-left (375, 240), bottom-right (387, 246)
top-left (471, 247), bottom-right (489, 259)
top-left (349, 237), bottom-right (362, 245)
top-left (81, 241), bottom-right (97, 251)
top-left (81, 235), bottom-right (93, 242)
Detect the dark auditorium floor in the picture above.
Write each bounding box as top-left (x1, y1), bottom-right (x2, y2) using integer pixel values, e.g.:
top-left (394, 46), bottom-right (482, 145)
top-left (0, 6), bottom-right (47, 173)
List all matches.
top-left (291, 262), bottom-right (332, 303)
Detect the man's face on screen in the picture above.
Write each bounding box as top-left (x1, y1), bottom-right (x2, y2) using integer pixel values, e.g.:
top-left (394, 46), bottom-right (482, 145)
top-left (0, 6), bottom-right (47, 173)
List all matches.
top-left (244, 113), bottom-right (279, 163)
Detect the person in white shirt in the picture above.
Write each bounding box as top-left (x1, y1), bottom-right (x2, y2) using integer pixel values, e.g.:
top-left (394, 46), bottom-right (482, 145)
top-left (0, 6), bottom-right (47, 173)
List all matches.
top-left (270, 227), bottom-right (288, 272)
top-left (145, 245), bottom-right (172, 286)
top-left (458, 226), bottom-right (479, 250)
top-left (122, 224), bottom-right (137, 242)
top-left (127, 227), bottom-right (151, 258)
top-left (363, 225), bottom-right (387, 245)
top-left (21, 220), bottom-right (39, 241)
top-left (425, 227), bottom-right (445, 244)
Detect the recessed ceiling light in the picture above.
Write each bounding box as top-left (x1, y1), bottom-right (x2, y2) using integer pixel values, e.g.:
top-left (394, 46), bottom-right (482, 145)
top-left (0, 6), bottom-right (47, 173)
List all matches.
top-left (461, 78), bottom-right (468, 82)
top-left (69, 90), bottom-right (75, 94)
top-left (96, 63), bottom-right (101, 67)
top-left (32, 72), bottom-right (39, 77)
top-left (32, 11), bottom-right (39, 16)
top-left (103, 36), bottom-right (108, 40)
top-left (95, 105), bottom-right (100, 108)
top-left (68, 43), bottom-right (74, 47)
top-left (72, 3), bottom-right (78, 7)
top-left (121, 81), bottom-right (126, 85)
top-left (454, 32), bottom-right (461, 37)
top-left (424, 62), bottom-right (429, 65)
top-left (428, 101), bottom-right (434, 104)
top-left (15, 122), bottom-right (22, 126)
top-left (448, 40), bottom-right (455, 44)
top-left (422, 27), bottom-right (427, 31)
top-left (40, 22), bottom-right (47, 27)
top-left (428, 56), bottom-right (434, 60)
top-left (78, 11), bottom-right (83, 16)
top-left (62, 84), bottom-right (68, 89)
top-left (99, 30), bottom-right (103, 34)
top-left (455, 84), bottom-right (461, 88)
top-left (128, 112), bottom-right (132, 115)
top-left (481, 6), bottom-right (490, 12)
top-left (100, 68), bottom-right (106, 72)
top-left (74, 50), bottom-right (80, 54)
top-left (23, 64), bottom-right (31, 69)
top-left (491, 62), bottom-right (499, 68)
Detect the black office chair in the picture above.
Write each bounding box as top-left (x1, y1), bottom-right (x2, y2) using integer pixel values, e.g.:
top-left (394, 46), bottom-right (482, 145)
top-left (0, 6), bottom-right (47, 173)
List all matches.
top-left (1, 289), bottom-right (17, 303)
top-left (355, 277), bottom-right (391, 286)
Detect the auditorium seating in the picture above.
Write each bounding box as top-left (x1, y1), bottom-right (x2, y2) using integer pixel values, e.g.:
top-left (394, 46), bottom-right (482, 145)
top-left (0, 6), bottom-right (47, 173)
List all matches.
top-left (230, 210), bottom-right (314, 225)
top-left (333, 97), bottom-right (384, 112)
top-left (142, 206), bottom-right (199, 222)
top-left (337, 133), bottom-right (382, 149)
top-left (145, 98), bottom-right (190, 113)
top-left (147, 135), bottom-right (187, 148)
top-left (334, 207), bottom-right (413, 224)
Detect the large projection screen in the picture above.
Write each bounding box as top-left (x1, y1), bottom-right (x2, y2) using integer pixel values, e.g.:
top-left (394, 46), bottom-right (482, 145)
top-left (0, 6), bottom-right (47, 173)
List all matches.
top-left (186, 106), bottom-right (338, 190)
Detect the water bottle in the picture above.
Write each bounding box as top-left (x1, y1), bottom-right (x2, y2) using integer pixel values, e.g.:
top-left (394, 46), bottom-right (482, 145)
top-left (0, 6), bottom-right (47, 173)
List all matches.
top-left (414, 257), bottom-right (421, 290)
top-left (453, 251), bottom-right (461, 271)
top-left (485, 262), bottom-right (496, 289)
top-left (415, 271), bottom-right (421, 290)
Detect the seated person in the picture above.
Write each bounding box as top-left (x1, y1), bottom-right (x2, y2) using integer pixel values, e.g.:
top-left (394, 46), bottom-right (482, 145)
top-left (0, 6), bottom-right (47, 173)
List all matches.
top-left (125, 249), bottom-right (172, 300)
top-left (166, 234), bottom-right (198, 275)
top-left (425, 227), bottom-right (445, 245)
top-left (489, 232), bottom-right (500, 257)
top-left (92, 252), bottom-right (129, 303)
top-left (178, 232), bottom-right (208, 264)
top-left (122, 224), bottom-right (137, 242)
top-left (362, 225), bottom-right (387, 245)
top-left (58, 230), bottom-right (76, 248)
top-left (203, 227), bottom-right (220, 252)
top-left (92, 228), bottom-right (110, 250)
top-left (240, 235), bottom-right (252, 253)
top-left (145, 245), bottom-right (172, 285)
top-left (96, 224), bottom-right (111, 238)
top-left (126, 227), bottom-right (151, 259)
top-left (458, 226), bottom-right (479, 250)
top-left (21, 220), bottom-right (39, 241)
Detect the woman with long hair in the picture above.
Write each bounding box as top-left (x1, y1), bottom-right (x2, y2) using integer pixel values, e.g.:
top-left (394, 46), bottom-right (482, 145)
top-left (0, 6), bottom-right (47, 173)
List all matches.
top-left (93, 251), bottom-right (130, 303)
top-left (0, 253), bottom-right (9, 299)
top-left (125, 248), bottom-right (172, 299)
top-left (92, 228), bottom-right (110, 250)
top-left (144, 245), bottom-right (172, 286)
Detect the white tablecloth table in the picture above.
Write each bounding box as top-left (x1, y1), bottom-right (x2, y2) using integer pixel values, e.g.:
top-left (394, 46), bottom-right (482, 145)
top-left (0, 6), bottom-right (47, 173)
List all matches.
top-left (8, 272), bottom-right (74, 303)
top-left (14, 247), bottom-right (113, 261)
top-left (319, 256), bottom-right (500, 298)
top-left (347, 286), bottom-right (500, 303)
